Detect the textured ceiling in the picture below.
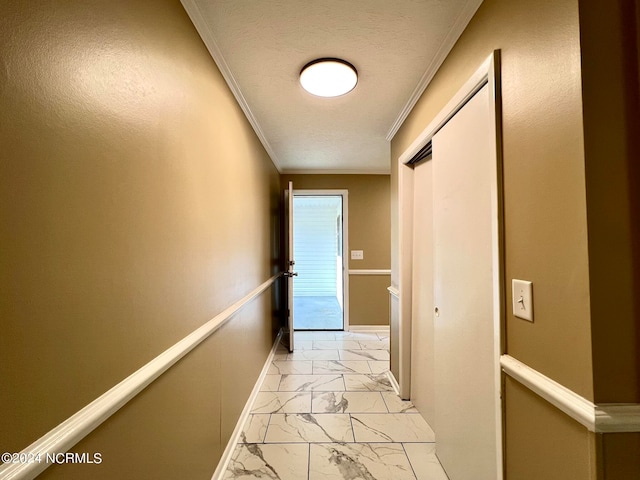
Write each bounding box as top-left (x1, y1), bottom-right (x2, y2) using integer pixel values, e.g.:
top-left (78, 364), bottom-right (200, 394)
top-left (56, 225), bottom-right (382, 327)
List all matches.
top-left (181, 0), bottom-right (483, 173)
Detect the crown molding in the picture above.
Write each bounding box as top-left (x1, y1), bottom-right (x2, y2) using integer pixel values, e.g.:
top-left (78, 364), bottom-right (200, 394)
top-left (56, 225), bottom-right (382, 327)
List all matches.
top-left (281, 169), bottom-right (390, 175)
top-left (386, 0), bottom-right (485, 141)
top-left (180, 0), bottom-right (283, 172)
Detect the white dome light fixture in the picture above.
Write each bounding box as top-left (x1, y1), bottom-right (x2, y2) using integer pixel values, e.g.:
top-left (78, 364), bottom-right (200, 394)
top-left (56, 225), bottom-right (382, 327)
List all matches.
top-left (300, 58), bottom-right (358, 97)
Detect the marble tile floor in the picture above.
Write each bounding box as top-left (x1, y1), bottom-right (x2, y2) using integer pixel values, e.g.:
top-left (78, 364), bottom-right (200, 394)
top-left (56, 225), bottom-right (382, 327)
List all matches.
top-left (223, 330), bottom-right (449, 480)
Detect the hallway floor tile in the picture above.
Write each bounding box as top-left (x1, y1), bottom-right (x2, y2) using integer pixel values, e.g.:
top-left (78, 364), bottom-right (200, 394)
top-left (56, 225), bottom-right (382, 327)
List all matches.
top-left (223, 330), bottom-right (449, 480)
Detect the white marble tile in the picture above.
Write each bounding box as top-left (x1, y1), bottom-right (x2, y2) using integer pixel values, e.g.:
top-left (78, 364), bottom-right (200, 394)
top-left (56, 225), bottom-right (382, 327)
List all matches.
top-left (265, 413), bottom-right (354, 443)
top-left (260, 375), bottom-right (282, 392)
top-left (313, 360), bottom-right (372, 374)
top-left (367, 361), bottom-right (390, 374)
top-left (403, 443), bottom-right (449, 480)
top-left (272, 352), bottom-right (289, 362)
top-left (343, 374), bottom-right (394, 392)
top-left (268, 360), bottom-right (313, 375)
top-left (288, 350), bottom-right (340, 361)
top-left (312, 391), bottom-right (388, 414)
top-left (377, 333), bottom-right (390, 340)
top-left (251, 391), bottom-right (312, 413)
top-left (339, 349), bottom-right (390, 361)
top-left (279, 374), bottom-right (345, 392)
top-left (381, 392), bottom-right (418, 413)
top-left (351, 414), bottom-right (435, 442)
top-left (358, 340), bottom-right (390, 350)
top-left (224, 443), bottom-right (309, 480)
top-left (335, 331), bottom-right (379, 341)
top-left (313, 340), bottom-right (362, 350)
top-left (296, 341), bottom-right (314, 350)
top-left (239, 414), bottom-right (270, 443)
top-left (309, 443), bottom-right (417, 480)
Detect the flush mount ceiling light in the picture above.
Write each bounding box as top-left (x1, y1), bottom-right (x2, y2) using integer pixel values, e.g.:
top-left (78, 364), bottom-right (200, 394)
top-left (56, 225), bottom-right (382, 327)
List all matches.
top-left (299, 58), bottom-right (358, 97)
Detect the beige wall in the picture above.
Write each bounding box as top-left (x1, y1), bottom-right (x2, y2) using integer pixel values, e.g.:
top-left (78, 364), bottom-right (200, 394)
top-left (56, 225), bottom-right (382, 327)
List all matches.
top-left (392, 0), bottom-right (592, 400)
top-left (579, 0), bottom-right (640, 474)
top-left (578, 0), bottom-right (640, 404)
top-left (349, 275), bottom-right (391, 326)
top-left (505, 378), bottom-right (595, 480)
top-left (281, 174), bottom-right (390, 326)
top-left (391, 0), bottom-right (639, 477)
top-left (0, 1), bottom-right (280, 478)
top-left (597, 433), bottom-right (640, 480)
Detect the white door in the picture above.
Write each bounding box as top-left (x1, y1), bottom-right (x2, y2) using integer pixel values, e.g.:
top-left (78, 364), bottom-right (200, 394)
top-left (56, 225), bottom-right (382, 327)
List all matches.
top-left (284, 181), bottom-right (297, 352)
top-left (432, 83), bottom-right (502, 479)
top-left (410, 160), bottom-right (435, 424)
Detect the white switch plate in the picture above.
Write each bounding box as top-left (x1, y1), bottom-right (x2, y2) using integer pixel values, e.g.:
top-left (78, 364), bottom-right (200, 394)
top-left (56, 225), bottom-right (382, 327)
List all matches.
top-left (512, 279), bottom-right (533, 322)
top-left (351, 250), bottom-right (364, 260)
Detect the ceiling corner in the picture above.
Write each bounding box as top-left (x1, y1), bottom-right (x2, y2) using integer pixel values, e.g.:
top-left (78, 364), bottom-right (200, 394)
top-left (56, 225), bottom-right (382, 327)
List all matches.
top-left (180, 0), bottom-right (284, 173)
top-left (385, 0), bottom-right (485, 142)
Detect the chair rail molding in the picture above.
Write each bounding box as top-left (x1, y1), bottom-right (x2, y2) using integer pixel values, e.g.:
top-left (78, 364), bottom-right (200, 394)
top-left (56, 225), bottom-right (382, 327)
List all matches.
top-left (348, 325), bottom-right (390, 333)
top-left (349, 269), bottom-right (391, 275)
top-left (501, 355), bottom-right (640, 433)
top-left (0, 274), bottom-right (281, 480)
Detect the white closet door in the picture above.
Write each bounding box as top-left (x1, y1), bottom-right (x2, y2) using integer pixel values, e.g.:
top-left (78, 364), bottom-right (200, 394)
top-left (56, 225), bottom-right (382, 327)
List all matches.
top-left (411, 160), bottom-right (436, 425)
top-left (432, 83), bottom-right (501, 480)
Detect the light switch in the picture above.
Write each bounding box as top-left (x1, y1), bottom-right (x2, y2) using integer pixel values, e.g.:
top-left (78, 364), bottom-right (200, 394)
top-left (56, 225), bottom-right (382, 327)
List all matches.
top-left (351, 250), bottom-right (364, 260)
top-left (512, 279), bottom-right (533, 322)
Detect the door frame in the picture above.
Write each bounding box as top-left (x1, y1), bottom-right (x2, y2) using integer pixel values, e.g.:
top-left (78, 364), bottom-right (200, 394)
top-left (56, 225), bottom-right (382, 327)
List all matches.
top-left (292, 189), bottom-right (349, 331)
top-left (397, 50), bottom-right (504, 474)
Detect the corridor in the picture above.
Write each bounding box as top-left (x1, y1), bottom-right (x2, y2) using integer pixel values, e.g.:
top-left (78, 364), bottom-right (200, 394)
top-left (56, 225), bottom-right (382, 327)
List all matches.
top-left (223, 331), bottom-right (448, 479)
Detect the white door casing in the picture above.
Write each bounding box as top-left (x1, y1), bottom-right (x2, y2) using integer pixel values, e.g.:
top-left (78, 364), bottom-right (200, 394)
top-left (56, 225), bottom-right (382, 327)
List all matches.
top-left (292, 189), bottom-right (350, 332)
top-left (285, 181), bottom-right (296, 351)
top-left (397, 51), bottom-right (504, 479)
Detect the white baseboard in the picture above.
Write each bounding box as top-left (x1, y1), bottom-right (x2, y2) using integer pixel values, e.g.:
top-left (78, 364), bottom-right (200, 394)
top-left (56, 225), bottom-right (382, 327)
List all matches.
top-left (211, 329), bottom-right (284, 480)
top-left (348, 325), bottom-right (390, 333)
top-left (386, 370), bottom-right (401, 396)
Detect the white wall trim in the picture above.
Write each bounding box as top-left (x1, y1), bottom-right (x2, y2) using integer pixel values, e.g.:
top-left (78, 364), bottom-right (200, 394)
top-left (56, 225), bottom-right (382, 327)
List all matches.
top-left (293, 189), bottom-right (350, 332)
top-left (0, 275), bottom-right (281, 480)
top-left (179, 0), bottom-right (282, 173)
top-left (387, 286), bottom-right (399, 298)
top-left (386, 370), bottom-right (401, 396)
top-left (349, 269), bottom-right (391, 276)
top-left (385, 0), bottom-right (485, 141)
top-left (398, 54), bottom-right (496, 166)
top-left (282, 169), bottom-right (390, 175)
top-left (501, 355), bottom-right (640, 433)
top-left (348, 325), bottom-right (390, 333)
top-left (211, 329), bottom-right (284, 480)
top-left (397, 51), bottom-right (503, 477)
top-left (595, 405), bottom-right (640, 433)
